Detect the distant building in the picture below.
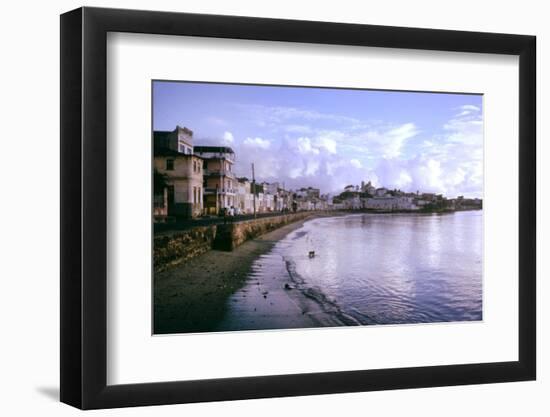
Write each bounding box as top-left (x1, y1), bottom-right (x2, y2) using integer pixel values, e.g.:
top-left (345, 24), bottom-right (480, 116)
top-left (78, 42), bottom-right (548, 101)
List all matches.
top-left (194, 146), bottom-right (236, 215)
top-left (236, 178), bottom-right (254, 214)
top-left (364, 196), bottom-right (418, 211)
top-left (421, 193), bottom-right (436, 201)
top-left (343, 195), bottom-right (362, 210)
top-left (264, 182), bottom-right (280, 195)
top-left (296, 187), bottom-right (320, 199)
top-left (375, 187), bottom-right (389, 197)
top-left (362, 181), bottom-right (376, 195)
top-left (344, 185), bottom-right (355, 193)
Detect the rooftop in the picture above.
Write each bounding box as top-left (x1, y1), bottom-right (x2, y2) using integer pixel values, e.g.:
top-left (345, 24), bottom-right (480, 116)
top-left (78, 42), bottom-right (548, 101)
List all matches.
top-left (153, 147), bottom-right (201, 158)
top-left (194, 146), bottom-right (235, 154)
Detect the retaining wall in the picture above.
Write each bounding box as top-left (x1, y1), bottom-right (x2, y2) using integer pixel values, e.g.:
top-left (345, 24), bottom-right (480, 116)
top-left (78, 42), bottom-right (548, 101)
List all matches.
top-left (154, 225), bottom-right (217, 271)
top-left (212, 212), bottom-right (312, 251)
top-left (154, 212), bottom-right (314, 271)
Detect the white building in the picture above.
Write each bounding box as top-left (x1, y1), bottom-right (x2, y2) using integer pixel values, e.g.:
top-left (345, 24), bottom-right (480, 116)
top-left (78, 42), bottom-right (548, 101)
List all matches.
top-left (375, 187), bottom-right (389, 197)
top-left (343, 195), bottom-right (362, 210)
top-left (236, 178), bottom-right (255, 214)
top-left (364, 196), bottom-right (419, 211)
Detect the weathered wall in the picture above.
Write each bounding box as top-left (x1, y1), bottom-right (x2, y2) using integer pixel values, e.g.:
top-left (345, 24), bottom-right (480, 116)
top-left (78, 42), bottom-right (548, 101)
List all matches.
top-left (154, 225), bottom-right (217, 271)
top-left (154, 212), bottom-right (314, 271)
top-left (213, 212), bottom-right (312, 251)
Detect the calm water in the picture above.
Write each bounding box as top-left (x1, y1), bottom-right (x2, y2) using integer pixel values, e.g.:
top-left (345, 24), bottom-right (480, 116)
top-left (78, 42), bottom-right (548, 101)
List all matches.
top-left (224, 211), bottom-right (483, 328)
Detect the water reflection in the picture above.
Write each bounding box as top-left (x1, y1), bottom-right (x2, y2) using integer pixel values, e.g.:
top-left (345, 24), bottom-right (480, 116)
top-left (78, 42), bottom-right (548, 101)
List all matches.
top-left (249, 211), bottom-right (483, 326)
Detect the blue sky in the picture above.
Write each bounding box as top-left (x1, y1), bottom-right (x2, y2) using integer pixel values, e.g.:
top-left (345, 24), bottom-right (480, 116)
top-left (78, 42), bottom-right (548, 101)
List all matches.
top-left (153, 81), bottom-right (483, 197)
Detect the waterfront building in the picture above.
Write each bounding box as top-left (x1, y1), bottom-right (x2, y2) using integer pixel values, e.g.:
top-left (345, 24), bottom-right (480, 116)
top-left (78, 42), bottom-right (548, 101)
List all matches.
top-left (257, 192), bottom-right (266, 212)
top-left (344, 184), bottom-right (355, 193)
top-left (421, 192), bottom-right (437, 201)
top-left (295, 186), bottom-right (321, 200)
top-left (364, 196), bottom-right (419, 211)
top-left (264, 192), bottom-right (275, 212)
top-left (264, 182), bottom-right (279, 195)
top-left (277, 189), bottom-right (293, 211)
top-left (236, 178), bottom-right (254, 214)
top-left (364, 197), bottom-right (396, 210)
top-left (375, 187), bottom-right (389, 197)
top-left (362, 180), bottom-right (376, 196)
top-left (194, 145), bottom-right (236, 215)
top-left (153, 125), bottom-right (194, 155)
top-left (343, 195), bottom-right (362, 210)
top-left (153, 140), bottom-right (204, 220)
top-left (454, 196), bottom-right (483, 210)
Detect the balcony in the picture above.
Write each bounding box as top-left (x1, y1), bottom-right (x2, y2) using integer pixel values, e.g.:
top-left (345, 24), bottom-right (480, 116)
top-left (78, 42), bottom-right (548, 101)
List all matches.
top-left (203, 168), bottom-right (236, 179)
top-left (204, 187), bottom-right (237, 195)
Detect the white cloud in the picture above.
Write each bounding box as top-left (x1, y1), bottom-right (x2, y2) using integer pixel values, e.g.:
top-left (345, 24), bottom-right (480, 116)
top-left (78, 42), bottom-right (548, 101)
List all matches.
top-left (355, 122), bottom-right (419, 159)
top-left (235, 103), bottom-right (360, 127)
top-left (373, 108), bottom-right (482, 197)
top-left (222, 131), bottom-right (234, 144)
top-left (455, 104), bottom-right (481, 117)
top-left (194, 101), bottom-right (481, 198)
top-left (296, 137), bottom-right (320, 155)
top-left (460, 104), bottom-right (480, 112)
top-left (243, 137), bottom-right (271, 149)
top-left (383, 123), bottom-right (420, 158)
top-left (284, 124), bottom-right (314, 134)
top-left (305, 160), bottom-right (321, 176)
top-left (314, 136), bottom-right (338, 154)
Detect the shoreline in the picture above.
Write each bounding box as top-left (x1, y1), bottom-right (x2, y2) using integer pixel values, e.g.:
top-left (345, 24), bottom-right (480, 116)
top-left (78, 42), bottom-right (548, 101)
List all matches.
top-left (154, 210), bottom-right (480, 334)
top-left (154, 213), bottom-right (340, 334)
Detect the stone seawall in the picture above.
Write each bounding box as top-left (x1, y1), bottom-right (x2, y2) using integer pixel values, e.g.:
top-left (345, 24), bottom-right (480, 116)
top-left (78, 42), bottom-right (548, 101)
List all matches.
top-left (154, 225), bottom-right (218, 272)
top-left (212, 212), bottom-right (312, 251)
top-left (154, 212), bottom-right (314, 271)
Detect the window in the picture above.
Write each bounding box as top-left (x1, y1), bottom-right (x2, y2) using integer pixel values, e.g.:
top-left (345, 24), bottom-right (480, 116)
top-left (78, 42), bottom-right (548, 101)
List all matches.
top-left (193, 160), bottom-right (196, 172)
top-left (166, 159), bottom-right (174, 170)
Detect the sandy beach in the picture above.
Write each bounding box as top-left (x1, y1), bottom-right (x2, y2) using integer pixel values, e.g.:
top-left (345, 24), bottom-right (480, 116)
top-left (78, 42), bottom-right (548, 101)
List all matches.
top-left (154, 214), bottom-right (341, 334)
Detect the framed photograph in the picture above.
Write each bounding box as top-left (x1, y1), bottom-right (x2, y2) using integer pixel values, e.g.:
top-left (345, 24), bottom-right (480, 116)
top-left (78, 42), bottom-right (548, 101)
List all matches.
top-left (60, 6), bottom-right (536, 409)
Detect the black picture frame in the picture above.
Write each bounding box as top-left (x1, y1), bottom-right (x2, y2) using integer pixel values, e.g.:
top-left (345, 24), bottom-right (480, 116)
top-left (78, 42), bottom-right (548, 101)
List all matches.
top-left (60, 6), bottom-right (536, 410)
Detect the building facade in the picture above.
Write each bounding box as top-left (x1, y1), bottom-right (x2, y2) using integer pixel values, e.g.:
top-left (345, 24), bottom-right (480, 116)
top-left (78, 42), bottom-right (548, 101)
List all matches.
top-left (153, 127), bottom-right (204, 220)
top-left (236, 178), bottom-right (255, 214)
top-left (153, 125), bottom-right (194, 155)
top-left (153, 149), bottom-right (203, 219)
top-left (194, 146), bottom-right (236, 215)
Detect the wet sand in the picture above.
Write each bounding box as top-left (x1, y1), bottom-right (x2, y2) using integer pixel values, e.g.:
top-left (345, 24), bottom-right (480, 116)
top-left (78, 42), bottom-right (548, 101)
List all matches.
top-left (154, 214), bottom-right (340, 334)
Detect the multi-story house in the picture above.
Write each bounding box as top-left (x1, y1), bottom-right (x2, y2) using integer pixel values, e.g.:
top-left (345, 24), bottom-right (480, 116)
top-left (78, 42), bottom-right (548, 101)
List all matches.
top-left (236, 178), bottom-right (255, 214)
top-left (153, 125), bottom-right (194, 155)
top-left (362, 180), bottom-right (376, 196)
top-left (375, 187), bottom-right (389, 197)
top-left (194, 146), bottom-right (236, 215)
top-left (153, 127), bottom-right (203, 220)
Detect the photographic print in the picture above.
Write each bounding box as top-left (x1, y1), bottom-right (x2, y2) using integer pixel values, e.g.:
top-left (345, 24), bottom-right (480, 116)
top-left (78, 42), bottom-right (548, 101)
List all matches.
top-left (152, 81), bottom-right (483, 335)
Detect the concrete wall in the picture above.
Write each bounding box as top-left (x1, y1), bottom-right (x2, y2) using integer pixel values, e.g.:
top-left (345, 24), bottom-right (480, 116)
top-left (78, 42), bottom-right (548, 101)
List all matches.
top-left (154, 225), bottom-right (217, 271)
top-left (154, 212), bottom-right (313, 271)
top-left (213, 212), bottom-right (312, 251)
